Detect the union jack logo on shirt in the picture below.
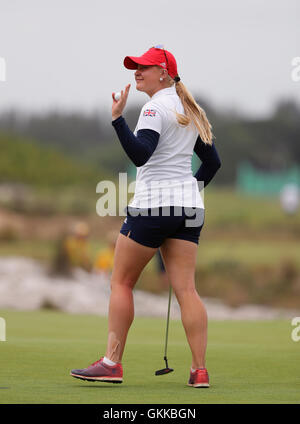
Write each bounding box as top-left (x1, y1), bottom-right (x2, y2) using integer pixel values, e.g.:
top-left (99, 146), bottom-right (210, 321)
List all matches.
top-left (143, 109), bottom-right (157, 117)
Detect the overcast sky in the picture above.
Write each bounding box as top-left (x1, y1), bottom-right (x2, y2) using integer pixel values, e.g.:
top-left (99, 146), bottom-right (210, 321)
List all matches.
top-left (0, 0), bottom-right (299, 117)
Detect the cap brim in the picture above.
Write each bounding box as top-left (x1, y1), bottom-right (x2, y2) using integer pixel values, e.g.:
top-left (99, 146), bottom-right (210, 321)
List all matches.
top-left (124, 56), bottom-right (155, 70)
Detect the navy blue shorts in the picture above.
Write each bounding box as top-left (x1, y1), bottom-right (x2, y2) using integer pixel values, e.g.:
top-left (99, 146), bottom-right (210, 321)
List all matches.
top-left (120, 206), bottom-right (205, 248)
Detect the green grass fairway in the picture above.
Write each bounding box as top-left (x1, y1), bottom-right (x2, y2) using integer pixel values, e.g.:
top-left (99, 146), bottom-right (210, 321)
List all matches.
top-left (0, 309), bottom-right (299, 404)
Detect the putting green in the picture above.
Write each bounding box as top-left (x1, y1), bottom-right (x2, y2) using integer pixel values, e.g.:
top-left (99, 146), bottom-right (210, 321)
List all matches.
top-left (0, 309), bottom-right (299, 404)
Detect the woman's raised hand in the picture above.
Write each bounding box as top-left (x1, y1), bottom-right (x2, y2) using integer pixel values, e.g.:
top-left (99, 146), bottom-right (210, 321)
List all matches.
top-left (112, 84), bottom-right (131, 121)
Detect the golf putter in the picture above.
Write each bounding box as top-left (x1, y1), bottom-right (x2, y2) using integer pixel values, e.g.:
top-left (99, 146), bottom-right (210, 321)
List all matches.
top-left (155, 285), bottom-right (174, 375)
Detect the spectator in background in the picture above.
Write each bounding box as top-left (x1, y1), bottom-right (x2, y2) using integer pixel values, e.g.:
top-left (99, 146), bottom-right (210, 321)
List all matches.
top-left (93, 230), bottom-right (119, 277)
top-left (51, 221), bottom-right (92, 276)
top-left (279, 183), bottom-right (300, 215)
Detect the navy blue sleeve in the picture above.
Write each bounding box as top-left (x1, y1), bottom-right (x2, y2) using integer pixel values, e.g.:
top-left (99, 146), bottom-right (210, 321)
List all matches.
top-left (112, 116), bottom-right (159, 167)
top-left (193, 136), bottom-right (221, 187)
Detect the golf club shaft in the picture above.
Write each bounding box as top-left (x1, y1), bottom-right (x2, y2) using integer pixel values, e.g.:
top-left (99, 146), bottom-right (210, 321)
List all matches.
top-left (164, 285), bottom-right (172, 359)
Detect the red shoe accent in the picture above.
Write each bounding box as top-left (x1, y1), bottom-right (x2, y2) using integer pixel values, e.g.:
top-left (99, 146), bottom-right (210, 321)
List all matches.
top-left (70, 357), bottom-right (123, 383)
top-left (188, 368), bottom-right (209, 388)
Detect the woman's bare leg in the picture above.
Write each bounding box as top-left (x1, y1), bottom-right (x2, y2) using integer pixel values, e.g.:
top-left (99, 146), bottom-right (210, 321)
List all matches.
top-left (160, 238), bottom-right (207, 369)
top-left (105, 233), bottom-right (158, 363)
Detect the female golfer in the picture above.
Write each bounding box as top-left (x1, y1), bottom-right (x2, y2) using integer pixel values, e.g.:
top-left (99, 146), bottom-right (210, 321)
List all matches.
top-left (71, 46), bottom-right (221, 388)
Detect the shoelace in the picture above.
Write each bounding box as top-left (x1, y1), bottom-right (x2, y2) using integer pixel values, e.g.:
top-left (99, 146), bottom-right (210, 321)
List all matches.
top-left (191, 368), bottom-right (208, 374)
top-left (89, 357), bottom-right (120, 368)
top-left (90, 357), bottom-right (103, 367)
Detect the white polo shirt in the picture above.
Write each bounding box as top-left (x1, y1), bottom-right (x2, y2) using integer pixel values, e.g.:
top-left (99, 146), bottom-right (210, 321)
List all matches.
top-left (128, 85), bottom-right (204, 209)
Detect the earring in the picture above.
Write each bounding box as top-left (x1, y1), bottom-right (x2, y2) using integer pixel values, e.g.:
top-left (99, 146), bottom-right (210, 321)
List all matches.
top-left (159, 77), bottom-right (163, 82)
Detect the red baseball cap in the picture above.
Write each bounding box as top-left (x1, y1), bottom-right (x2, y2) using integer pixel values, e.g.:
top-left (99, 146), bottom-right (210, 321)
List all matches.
top-left (124, 46), bottom-right (179, 80)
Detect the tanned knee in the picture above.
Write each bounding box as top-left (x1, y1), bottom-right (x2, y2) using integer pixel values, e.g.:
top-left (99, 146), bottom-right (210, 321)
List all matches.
top-left (173, 285), bottom-right (197, 303)
top-left (110, 278), bottom-right (135, 291)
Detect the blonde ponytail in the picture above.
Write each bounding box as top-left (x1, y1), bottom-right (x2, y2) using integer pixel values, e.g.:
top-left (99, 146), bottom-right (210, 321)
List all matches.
top-left (170, 78), bottom-right (213, 145)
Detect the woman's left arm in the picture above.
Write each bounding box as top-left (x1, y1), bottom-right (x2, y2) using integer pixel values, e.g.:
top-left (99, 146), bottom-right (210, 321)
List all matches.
top-left (111, 85), bottom-right (162, 166)
top-left (112, 116), bottom-right (159, 167)
top-left (193, 136), bottom-right (221, 187)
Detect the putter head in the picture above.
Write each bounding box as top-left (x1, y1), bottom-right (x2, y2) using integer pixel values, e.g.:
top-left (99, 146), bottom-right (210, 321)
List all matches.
top-left (155, 367), bottom-right (174, 376)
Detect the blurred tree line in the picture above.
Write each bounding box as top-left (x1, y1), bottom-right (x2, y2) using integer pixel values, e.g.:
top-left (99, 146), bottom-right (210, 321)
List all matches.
top-left (0, 97), bottom-right (299, 186)
top-left (0, 132), bottom-right (102, 187)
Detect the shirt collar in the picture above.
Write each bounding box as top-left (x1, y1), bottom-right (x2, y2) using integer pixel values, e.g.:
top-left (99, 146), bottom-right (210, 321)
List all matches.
top-left (151, 85), bottom-right (176, 100)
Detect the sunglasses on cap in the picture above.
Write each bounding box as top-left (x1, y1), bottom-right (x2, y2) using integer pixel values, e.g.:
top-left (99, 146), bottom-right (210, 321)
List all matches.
top-left (153, 44), bottom-right (169, 73)
top-left (152, 45), bottom-right (180, 82)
